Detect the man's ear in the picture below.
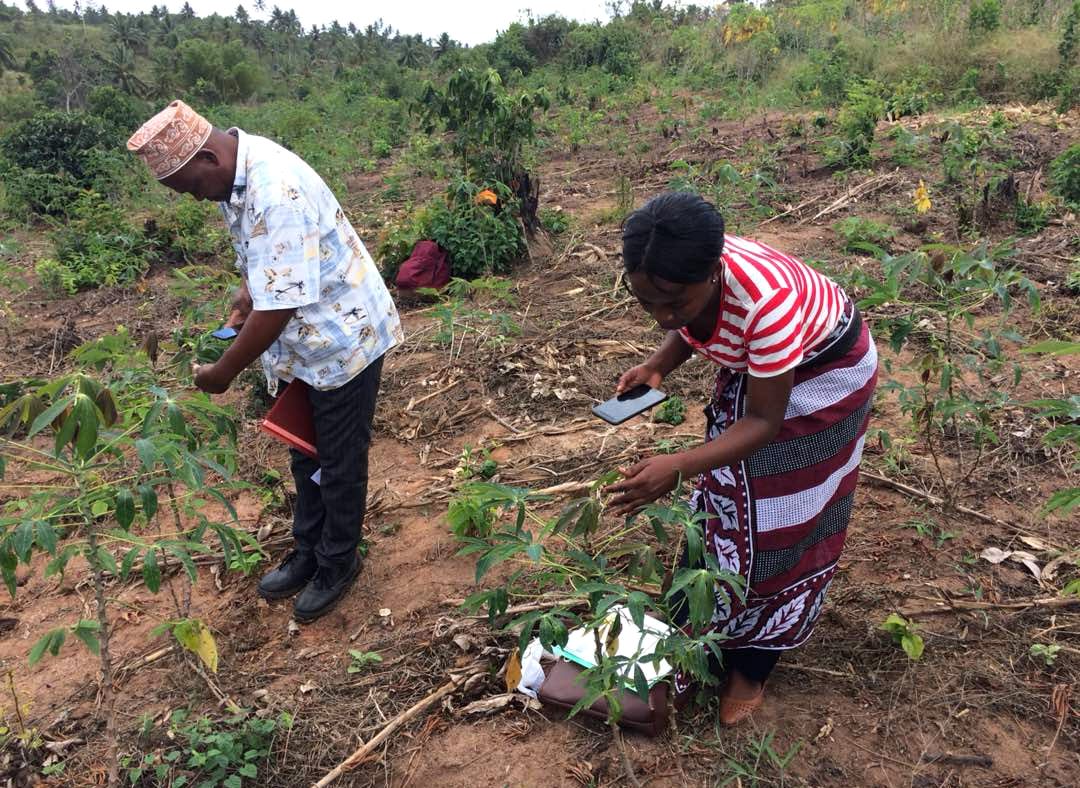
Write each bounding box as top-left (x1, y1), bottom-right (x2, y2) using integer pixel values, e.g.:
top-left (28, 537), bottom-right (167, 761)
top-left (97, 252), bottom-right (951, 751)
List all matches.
top-left (193, 148), bottom-right (220, 166)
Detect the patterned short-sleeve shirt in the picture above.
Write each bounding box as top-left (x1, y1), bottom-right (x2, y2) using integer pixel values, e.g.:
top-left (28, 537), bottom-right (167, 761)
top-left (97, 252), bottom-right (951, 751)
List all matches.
top-left (220, 129), bottom-right (403, 393)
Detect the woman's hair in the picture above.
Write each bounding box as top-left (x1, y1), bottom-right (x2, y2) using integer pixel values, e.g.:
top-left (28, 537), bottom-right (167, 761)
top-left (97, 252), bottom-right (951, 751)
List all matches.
top-left (621, 192), bottom-right (725, 284)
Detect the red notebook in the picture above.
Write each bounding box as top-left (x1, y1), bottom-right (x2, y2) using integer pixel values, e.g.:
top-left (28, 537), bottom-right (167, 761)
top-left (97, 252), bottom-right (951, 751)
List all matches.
top-left (260, 379), bottom-right (318, 459)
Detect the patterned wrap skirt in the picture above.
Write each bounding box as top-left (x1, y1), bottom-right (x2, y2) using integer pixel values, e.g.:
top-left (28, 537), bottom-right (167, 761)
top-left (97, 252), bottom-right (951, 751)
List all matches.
top-left (689, 305), bottom-right (878, 650)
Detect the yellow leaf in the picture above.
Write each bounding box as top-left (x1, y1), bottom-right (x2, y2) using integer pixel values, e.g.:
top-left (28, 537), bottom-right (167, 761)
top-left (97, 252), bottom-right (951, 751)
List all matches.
top-left (475, 189), bottom-right (498, 206)
top-left (174, 619), bottom-right (219, 674)
top-left (504, 649), bottom-right (522, 693)
top-left (912, 180), bottom-right (932, 214)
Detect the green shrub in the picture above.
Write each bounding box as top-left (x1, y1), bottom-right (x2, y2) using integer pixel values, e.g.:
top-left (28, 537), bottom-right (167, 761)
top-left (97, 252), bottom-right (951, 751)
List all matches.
top-left (34, 257), bottom-right (76, 295)
top-left (1, 167), bottom-right (82, 217)
top-left (0, 111), bottom-right (112, 184)
top-left (148, 199), bottom-right (232, 262)
top-left (833, 216), bottom-right (897, 253)
top-left (428, 179), bottom-right (524, 280)
top-left (653, 396), bottom-right (686, 426)
top-left (1015, 199), bottom-right (1051, 235)
top-left (86, 86), bottom-right (145, 137)
top-left (826, 81), bottom-right (884, 168)
top-left (1049, 144), bottom-right (1080, 207)
top-left (377, 180), bottom-right (525, 282)
top-left (969, 0), bottom-right (1001, 34)
top-left (122, 709), bottom-right (290, 787)
top-left (539, 207), bottom-right (570, 234)
top-left (419, 66), bottom-right (550, 182)
top-left (41, 191), bottom-right (156, 293)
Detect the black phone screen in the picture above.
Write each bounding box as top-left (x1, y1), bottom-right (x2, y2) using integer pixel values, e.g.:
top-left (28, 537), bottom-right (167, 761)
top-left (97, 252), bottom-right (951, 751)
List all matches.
top-left (591, 385), bottom-right (668, 425)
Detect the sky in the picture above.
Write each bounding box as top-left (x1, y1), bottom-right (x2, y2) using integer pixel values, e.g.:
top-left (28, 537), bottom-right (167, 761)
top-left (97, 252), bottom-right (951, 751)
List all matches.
top-left (55, 1), bottom-right (618, 46)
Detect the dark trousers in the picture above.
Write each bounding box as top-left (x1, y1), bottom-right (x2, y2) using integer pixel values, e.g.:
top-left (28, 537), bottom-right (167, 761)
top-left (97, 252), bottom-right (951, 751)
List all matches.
top-left (285, 356), bottom-right (383, 575)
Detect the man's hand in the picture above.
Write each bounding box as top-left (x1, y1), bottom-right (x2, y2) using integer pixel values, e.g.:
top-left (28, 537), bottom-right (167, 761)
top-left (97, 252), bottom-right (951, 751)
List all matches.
top-left (192, 361), bottom-right (234, 394)
top-left (225, 282), bottom-right (253, 329)
top-left (604, 454), bottom-right (686, 517)
top-left (615, 363), bottom-right (663, 395)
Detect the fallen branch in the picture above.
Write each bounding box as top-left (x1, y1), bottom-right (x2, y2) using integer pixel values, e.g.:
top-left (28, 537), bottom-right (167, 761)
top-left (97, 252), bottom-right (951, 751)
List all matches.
top-left (918, 752), bottom-right (993, 768)
top-left (757, 195), bottom-right (824, 227)
top-left (861, 470), bottom-right (1000, 525)
top-left (312, 674), bottom-right (468, 787)
top-left (801, 171), bottom-right (900, 225)
top-left (901, 596), bottom-right (1080, 617)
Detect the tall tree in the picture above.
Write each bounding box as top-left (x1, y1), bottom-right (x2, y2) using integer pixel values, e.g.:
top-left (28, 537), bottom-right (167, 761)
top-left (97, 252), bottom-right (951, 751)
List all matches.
top-left (0, 34), bottom-right (16, 72)
top-left (235, 4), bottom-right (248, 25)
top-left (99, 43), bottom-right (148, 96)
top-left (397, 34), bottom-right (427, 68)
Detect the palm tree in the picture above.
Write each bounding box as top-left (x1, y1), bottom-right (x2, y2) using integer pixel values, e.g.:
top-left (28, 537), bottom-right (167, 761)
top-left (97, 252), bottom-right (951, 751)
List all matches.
top-left (434, 32), bottom-right (454, 58)
top-left (156, 15), bottom-right (180, 49)
top-left (0, 34), bottom-right (17, 73)
top-left (99, 44), bottom-right (148, 96)
top-left (110, 15), bottom-right (147, 54)
top-left (149, 51), bottom-right (179, 99)
top-left (397, 35), bottom-right (427, 69)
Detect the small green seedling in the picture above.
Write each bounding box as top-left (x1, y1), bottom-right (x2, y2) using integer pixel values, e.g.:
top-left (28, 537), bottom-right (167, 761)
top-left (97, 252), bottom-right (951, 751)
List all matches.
top-left (653, 396), bottom-right (686, 426)
top-left (347, 650), bottom-right (383, 674)
top-left (1029, 643), bottom-right (1061, 666)
top-left (880, 613), bottom-right (924, 661)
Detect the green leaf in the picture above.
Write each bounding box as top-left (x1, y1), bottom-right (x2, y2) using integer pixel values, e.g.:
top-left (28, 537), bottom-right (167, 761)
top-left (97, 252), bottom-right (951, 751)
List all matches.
top-left (120, 546), bottom-right (141, 581)
top-left (632, 664), bottom-right (650, 702)
top-left (28, 394), bottom-right (73, 438)
top-left (138, 484), bottom-right (158, 522)
top-left (0, 549), bottom-right (15, 597)
top-left (94, 547), bottom-right (118, 575)
top-left (29, 630), bottom-right (57, 666)
top-left (1044, 487), bottom-right (1080, 517)
top-left (238, 764), bottom-right (258, 778)
top-left (163, 543), bottom-right (197, 583)
top-left (135, 438), bottom-right (157, 471)
top-left (0, 454), bottom-right (5, 481)
top-left (1022, 340), bottom-right (1080, 356)
top-left (626, 592), bottom-right (648, 630)
top-left (53, 406), bottom-right (78, 456)
top-left (34, 521), bottom-right (57, 555)
top-left (44, 544), bottom-right (79, 582)
top-left (13, 520), bottom-right (34, 563)
top-left (224, 776), bottom-right (242, 788)
top-left (72, 394), bottom-right (100, 459)
top-left (142, 547), bottom-right (161, 593)
top-left (28, 628), bottom-right (66, 665)
top-left (91, 499), bottom-right (108, 517)
top-left (166, 403), bottom-right (186, 437)
top-left (115, 488), bottom-right (135, 530)
top-left (901, 632), bottom-right (924, 661)
top-left (72, 619), bottom-right (101, 655)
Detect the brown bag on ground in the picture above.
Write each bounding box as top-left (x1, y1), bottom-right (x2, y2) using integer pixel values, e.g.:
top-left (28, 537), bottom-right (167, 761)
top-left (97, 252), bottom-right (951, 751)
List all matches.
top-left (537, 658), bottom-right (670, 737)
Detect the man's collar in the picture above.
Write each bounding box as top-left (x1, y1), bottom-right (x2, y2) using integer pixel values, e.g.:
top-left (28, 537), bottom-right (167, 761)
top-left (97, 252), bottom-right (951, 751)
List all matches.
top-left (225, 127), bottom-right (249, 209)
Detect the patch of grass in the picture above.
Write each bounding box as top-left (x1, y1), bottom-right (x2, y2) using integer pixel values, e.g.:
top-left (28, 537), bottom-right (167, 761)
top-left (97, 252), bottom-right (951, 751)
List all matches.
top-left (832, 216), bottom-right (897, 254)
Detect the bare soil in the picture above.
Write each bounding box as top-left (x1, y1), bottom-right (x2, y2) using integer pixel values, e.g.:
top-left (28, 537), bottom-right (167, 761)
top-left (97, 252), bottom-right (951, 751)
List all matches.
top-left (1, 101), bottom-right (1078, 787)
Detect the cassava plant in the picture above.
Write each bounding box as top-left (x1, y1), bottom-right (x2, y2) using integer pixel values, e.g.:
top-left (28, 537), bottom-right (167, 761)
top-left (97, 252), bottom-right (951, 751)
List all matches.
top-left (451, 475), bottom-right (744, 731)
top-left (852, 241), bottom-right (1039, 508)
top-left (0, 332), bottom-right (259, 785)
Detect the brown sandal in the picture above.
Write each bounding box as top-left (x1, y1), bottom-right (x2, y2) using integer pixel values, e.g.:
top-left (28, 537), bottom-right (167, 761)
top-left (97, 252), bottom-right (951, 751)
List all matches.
top-left (718, 684), bottom-right (765, 725)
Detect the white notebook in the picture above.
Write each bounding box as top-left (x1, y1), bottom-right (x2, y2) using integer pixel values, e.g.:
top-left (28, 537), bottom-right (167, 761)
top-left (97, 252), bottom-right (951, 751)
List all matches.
top-left (552, 604), bottom-right (674, 688)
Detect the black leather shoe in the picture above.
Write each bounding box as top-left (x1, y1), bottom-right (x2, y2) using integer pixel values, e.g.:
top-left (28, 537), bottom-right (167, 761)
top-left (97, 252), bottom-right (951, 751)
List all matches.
top-left (293, 557), bottom-right (361, 623)
top-left (257, 551), bottom-right (317, 600)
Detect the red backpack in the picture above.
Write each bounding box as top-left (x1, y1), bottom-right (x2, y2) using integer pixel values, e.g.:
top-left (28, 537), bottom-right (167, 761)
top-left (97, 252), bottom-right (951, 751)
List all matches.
top-left (395, 240), bottom-right (451, 292)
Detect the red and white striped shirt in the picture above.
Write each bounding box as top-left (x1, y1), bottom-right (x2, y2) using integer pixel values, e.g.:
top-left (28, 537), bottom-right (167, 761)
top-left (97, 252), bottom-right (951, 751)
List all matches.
top-left (678, 235), bottom-right (846, 377)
